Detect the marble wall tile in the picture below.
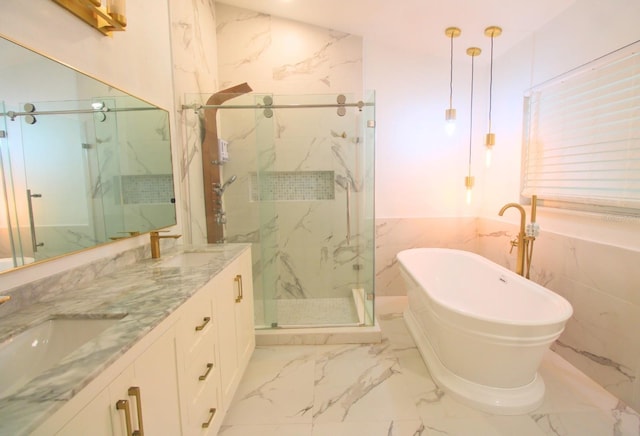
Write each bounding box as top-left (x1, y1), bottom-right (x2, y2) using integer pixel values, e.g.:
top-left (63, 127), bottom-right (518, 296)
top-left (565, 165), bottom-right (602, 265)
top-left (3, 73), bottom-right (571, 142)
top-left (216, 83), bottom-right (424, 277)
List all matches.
top-left (374, 217), bottom-right (478, 296)
top-left (214, 3), bottom-right (366, 312)
top-left (168, 0), bottom-right (220, 245)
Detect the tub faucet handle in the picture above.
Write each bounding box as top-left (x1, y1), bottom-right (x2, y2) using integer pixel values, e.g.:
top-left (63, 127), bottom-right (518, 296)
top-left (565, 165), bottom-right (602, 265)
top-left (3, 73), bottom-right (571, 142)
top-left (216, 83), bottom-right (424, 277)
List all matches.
top-left (509, 238), bottom-right (518, 254)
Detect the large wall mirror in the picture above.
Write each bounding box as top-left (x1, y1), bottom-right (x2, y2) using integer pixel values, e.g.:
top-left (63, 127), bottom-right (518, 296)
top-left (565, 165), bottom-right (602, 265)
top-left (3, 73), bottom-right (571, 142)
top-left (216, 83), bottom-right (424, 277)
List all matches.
top-left (0, 35), bottom-right (177, 273)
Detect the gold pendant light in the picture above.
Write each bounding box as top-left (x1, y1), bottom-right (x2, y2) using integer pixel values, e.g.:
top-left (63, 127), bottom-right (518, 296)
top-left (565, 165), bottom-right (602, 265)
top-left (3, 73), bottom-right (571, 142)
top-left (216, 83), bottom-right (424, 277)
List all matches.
top-left (465, 47), bottom-right (481, 204)
top-left (444, 27), bottom-right (461, 135)
top-left (484, 26), bottom-right (502, 167)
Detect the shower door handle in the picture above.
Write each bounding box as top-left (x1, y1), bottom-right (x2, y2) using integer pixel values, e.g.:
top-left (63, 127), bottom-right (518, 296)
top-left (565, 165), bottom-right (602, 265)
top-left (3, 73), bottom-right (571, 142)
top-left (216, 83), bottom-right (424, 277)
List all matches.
top-left (345, 180), bottom-right (351, 246)
top-left (26, 189), bottom-right (44, 252)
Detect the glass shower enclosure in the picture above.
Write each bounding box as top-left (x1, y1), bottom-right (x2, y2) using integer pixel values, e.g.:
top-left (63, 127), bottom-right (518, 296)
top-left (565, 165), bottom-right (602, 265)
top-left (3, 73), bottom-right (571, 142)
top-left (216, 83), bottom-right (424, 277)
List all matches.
top-left (190, 91), bottom-right (375, 329)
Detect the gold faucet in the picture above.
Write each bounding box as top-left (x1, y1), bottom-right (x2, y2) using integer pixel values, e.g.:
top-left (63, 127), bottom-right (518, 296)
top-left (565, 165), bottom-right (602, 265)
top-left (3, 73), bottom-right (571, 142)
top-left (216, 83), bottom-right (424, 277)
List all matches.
top-left (498, 202), bottom-right (527, 276)
top-left (0, 296), bottom-right (10, 305)
top-left (498, 196), bottom-right (538, 277)
top-left (150, 231), bottom-right (182, 259)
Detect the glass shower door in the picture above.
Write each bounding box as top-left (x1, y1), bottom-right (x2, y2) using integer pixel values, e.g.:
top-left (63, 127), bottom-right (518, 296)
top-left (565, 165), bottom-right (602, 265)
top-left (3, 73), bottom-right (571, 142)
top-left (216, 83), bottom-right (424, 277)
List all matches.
top-left (254, 93), bottom-right (375, 328)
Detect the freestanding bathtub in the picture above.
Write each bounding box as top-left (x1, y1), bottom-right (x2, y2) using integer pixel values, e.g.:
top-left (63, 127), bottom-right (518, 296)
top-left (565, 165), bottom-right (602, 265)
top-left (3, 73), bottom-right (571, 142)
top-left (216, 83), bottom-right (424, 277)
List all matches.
top-left (397, 248), bottom-right (573, 415)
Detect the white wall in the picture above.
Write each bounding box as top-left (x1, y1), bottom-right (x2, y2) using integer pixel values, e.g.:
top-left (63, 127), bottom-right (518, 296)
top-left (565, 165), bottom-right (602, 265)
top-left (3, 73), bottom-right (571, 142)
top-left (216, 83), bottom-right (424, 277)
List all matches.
top-left (366, 0), bottom-right (640, 249)
top-left (365, 41), bottom-right (486, 218)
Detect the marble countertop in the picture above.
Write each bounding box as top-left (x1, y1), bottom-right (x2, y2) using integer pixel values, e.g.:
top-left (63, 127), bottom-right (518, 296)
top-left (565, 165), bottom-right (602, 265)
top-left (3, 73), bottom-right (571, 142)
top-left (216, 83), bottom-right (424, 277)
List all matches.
top-left (0, 243), bottom-right (250, 435)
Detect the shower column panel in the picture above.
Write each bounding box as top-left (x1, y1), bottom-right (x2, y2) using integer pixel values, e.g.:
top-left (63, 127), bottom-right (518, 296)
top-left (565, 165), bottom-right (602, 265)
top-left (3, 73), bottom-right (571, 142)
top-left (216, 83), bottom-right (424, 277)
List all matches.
top-left (201, 83), bottom-right (252, 243)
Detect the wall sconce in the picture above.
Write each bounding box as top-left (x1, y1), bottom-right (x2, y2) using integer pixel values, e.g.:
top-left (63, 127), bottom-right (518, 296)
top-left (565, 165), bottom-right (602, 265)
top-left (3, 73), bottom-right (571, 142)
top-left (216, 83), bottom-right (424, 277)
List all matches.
top-left (444, 27), bottom-right (461, 136)
top-left (52, 0), bottom-right (127, 36)
top-left (484, 26), bottom-right (502, 167)
top-left (465, 47), bottom-right (481, 204)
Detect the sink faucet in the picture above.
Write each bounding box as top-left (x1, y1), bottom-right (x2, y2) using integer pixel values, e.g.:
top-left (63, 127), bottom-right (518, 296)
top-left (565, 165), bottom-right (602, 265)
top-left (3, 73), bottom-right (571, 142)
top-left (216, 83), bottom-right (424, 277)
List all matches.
top-left (498, 196), bottom-right (538, 277)
top-left (0, 296), bottom-right (10, 305)
top-left (150, 231), bottom-right (182, 259)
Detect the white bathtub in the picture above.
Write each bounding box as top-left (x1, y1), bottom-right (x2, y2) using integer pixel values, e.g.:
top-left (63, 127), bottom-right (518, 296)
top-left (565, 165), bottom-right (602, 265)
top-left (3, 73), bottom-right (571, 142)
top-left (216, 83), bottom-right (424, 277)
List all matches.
top-left (397, 248), bottom-right (573, 414)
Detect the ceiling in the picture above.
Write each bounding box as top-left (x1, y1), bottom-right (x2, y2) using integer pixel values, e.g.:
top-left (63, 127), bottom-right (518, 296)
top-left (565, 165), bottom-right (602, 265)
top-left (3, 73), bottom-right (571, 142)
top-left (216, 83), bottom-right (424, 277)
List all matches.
top-left (217, 0), bottom-right (577, 59)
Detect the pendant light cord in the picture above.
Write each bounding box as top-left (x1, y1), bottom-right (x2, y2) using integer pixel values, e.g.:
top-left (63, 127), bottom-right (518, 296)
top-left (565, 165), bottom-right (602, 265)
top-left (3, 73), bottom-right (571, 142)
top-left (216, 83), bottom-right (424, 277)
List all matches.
top-left (468, 54), bottom-right (475, 176)
top-left (488, 35), bottom-right (494, 134)
top-left (449, 35), bottom-right (454, 109)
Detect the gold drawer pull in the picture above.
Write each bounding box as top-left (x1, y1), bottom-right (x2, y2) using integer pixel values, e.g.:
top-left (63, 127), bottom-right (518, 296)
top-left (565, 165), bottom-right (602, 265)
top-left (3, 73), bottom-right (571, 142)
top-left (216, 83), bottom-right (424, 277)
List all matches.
top-left (116, 399), bottom-right (133, 436)
top-left (202, 407), bottom-right (217, 428)
top-left (195, 316), bottom-right (211, 331)
top-left (199, 363), bottom-right (214, 381)
top-left (128, 386), bottom-right (145, 436)
top-left (234, 274), bottom-right (243, 303)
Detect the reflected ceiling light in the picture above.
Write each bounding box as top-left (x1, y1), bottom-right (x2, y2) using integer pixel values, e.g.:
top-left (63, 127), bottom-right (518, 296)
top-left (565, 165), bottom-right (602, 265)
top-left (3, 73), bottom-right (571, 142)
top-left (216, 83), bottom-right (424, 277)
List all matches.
top-left (465, 47), bottom-right (481, 205)
top-left (484, 26), bottom-right (502, 168)
top-left (444, 27), bottom-right (461, 136)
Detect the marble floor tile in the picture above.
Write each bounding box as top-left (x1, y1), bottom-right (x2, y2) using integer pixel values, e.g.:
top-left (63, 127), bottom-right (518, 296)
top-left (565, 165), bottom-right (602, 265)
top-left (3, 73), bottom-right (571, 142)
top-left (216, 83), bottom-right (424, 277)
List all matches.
top-left (312, 419), bottom-right (425, 436)
top-left (222, 297), bottom-right (640, 435)
top-left (219, 423), bottom-right (312, 436)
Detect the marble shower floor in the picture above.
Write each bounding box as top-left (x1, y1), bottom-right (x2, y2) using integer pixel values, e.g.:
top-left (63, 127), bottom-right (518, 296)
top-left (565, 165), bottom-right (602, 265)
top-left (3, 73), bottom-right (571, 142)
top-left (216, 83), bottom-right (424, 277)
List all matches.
top-left (254, 297), bottom-right (360, 328)
top-left (221, 297), bottom-right (640, 436)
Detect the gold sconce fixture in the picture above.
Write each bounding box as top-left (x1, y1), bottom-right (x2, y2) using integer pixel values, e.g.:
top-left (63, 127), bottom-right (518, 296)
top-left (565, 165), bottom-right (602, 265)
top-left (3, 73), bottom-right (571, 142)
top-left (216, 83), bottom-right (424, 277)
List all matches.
top-left (484, 26), bottom-right (502, 167)
top-left (444, 27), bottom-right (461, 136)
top-left (465, 47), bottom-right (481, 204)
top-left (52, 0), bottom-right (127, 36)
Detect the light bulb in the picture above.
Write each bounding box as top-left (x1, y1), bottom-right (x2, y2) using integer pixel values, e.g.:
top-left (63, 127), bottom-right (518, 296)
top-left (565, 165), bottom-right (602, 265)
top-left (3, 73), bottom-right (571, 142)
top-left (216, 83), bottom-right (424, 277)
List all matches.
top-left (485, 148), bottom-right (492, 168)
top-left (464, 175), bottom-right (474, 205)
top-left (445, 120), bottom-right (456, 136)
top-left (485, 133), bottom-right (495, 168)
top-left (445, 108), bottom-right (456, 136)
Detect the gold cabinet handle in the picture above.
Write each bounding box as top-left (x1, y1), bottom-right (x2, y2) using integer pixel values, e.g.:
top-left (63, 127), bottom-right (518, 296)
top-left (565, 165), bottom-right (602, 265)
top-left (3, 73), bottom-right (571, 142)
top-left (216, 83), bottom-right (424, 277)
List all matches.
top-left (116, 399), bottom-right (133, 436)
top-left (195, 316), bottom-right (211, 331)
top-left (128, 386), bottom-right (145, 436)
top-left (234, 274), bottom-right (243, 303)
top-left (201, 407), bottom-right (217, 428)
top-left (198, 363), bottom-right (214, 381)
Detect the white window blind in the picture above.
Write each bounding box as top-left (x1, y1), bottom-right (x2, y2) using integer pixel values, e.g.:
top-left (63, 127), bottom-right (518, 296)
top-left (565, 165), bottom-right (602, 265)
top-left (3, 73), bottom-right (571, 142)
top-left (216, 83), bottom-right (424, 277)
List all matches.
top-left (522, 41), bottom-right (640, 212)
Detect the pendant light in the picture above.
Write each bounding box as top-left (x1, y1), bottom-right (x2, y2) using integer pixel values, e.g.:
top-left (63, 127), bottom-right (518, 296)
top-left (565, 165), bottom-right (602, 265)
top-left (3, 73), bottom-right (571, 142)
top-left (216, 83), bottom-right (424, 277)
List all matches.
top-left (484, 26), bottom-right (502, 167)
top-left (444, 27), bottom-right (461, 136)
top-left (465, 47), bottom-right (481, 204)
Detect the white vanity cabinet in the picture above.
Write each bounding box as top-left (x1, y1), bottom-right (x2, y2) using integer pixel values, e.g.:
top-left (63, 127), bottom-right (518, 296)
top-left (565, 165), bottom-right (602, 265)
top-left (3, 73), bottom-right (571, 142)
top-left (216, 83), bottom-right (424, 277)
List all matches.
top-left (31, 247), bottom-right (255, 436)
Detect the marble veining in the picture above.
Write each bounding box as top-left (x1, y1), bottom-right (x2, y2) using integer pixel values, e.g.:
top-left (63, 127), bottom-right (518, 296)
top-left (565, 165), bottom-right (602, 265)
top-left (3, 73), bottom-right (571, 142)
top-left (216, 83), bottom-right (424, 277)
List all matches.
top-left (0, 243), bottom-right (250, 436)
top-left (222, 297), bottom-right (640, 436)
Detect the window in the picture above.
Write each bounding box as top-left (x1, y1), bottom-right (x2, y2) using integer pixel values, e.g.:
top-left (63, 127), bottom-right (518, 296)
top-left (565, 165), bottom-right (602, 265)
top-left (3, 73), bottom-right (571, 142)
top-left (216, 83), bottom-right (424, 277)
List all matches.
top-left (522, 40), bottom-right (640, 215)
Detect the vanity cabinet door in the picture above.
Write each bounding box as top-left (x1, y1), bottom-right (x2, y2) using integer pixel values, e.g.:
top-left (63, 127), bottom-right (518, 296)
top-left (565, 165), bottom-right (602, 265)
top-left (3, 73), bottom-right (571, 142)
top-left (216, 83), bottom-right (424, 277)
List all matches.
top-left (214, 264), bottom-right (240, 411)
top-left (234, 251), bottom-right (255, 369)
top-left (58, 328), bottom-right (182, 436)
top-left (215, 250), bottom-right (255, 411)
top-left (56, 388), bottom-right (113, 436)
top-left (130, 326), bottom-right (182, 435)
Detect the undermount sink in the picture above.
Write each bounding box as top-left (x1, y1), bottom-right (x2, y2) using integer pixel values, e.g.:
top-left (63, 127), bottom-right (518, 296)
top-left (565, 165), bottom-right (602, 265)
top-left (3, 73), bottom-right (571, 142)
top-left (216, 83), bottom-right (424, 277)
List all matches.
top-left (158, 251), bottom-right (222, 268)
top-left (0, 317), bottom-right (124, 399)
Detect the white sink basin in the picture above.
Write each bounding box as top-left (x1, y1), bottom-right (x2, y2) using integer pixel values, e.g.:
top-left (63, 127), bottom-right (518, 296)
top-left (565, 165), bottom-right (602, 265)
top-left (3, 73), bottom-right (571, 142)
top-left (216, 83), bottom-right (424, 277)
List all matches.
top-left (0, 317), bottom-right (122, 399)
top-left (159, 252), bottom-right (222, 268)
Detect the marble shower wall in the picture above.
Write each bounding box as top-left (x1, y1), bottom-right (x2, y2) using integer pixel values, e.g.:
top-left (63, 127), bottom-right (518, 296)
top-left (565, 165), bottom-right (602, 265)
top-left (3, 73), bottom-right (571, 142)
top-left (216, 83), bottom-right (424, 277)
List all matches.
top-left (168, 0), bottom-right (220, 246)
top-left (213, 4), bottom-right (366, 307)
